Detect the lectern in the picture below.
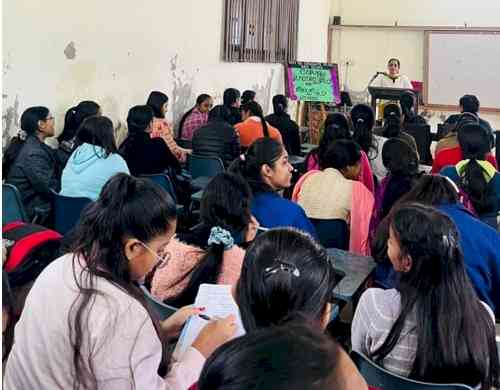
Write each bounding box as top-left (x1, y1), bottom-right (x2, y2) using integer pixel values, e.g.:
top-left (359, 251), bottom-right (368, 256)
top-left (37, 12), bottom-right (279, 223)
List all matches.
top-left (368, 87), bottom-right (420, 114)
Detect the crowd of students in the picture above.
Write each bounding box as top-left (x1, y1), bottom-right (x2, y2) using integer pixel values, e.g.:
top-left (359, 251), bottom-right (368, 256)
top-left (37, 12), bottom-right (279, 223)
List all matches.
top-left (2, 86), bottom-right (500, 389)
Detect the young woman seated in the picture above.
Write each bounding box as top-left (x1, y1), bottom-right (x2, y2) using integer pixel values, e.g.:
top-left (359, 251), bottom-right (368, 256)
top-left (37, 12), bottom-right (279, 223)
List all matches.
top-left (4, 174), bottom-right (236, 389)
top-left (235, 101), bottom-right (282, 148)
top-left (177, 94), bottom-right (212, 141)
top-left (294, 140), bottom-right (374, 255)
top-left (229, 138), bottom-right (317, 238)
top-left (60, 116), bottom-right (129, 200)
top-left (352, 204), bottom-right (499, 389)
top-left (151, 173), bottom-right (258, 306)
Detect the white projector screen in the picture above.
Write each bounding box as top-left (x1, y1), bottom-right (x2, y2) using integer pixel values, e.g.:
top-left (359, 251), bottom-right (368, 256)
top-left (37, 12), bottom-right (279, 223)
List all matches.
top-left (426, 31), bottom-right (500, 110)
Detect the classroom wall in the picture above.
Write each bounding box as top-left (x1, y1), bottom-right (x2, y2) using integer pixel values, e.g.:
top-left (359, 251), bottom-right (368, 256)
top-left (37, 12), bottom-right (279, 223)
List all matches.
top-left (329, 0), bottom-right (500, 128)
top-left (2, 0), bottom-right (330, 144)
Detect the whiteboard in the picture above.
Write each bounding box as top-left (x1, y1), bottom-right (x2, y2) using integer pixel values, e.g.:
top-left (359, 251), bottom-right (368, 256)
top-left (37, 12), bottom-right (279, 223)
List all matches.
top-left (426, 31), bottom-right (500, 109)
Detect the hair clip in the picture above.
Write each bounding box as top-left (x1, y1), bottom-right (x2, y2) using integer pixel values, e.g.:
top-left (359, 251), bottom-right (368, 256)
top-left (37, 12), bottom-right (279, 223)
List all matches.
top-left (263, 261), bottom-right (301, 280)
top-left (240, 154), bottom-right (246, 161)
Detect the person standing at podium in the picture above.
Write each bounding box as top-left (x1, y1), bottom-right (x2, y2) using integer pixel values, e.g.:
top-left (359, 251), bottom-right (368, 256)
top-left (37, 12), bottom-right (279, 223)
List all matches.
top-left (372, 58), bottom-right (413, 89)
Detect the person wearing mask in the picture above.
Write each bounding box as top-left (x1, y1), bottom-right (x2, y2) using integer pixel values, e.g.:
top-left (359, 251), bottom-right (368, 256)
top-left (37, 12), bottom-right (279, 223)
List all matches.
top-left (265, 94), bottom-right (301, 156)
top-left (177, 94), bottom-right (213, 141)
top-left (352, 204), bottom-right (499, 389)
top-left (4, 174), bottom-right (237, 390)
top-left (235, 101), bottom-right (282, 148)
top-left (223, 88), bottom-right (242, 126)
top-left (191, 105), bottom-right (240, 167)
top-left (147, 91), bottom-right (189, 163)
top-left (60, 116), bottom-right (130, 201)
top-left (4, 106), bottom-right (60, 221)
top-left (229, 138), bottom-right (317, 238)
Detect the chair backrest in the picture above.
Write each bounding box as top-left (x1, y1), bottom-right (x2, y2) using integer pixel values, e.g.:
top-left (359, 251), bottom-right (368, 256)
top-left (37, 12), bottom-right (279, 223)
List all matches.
top-left (52, 191), bottom-right (93, 235)
top-left (139, 285), bottom-right (178, 320)
top-left (2, 184), bottom-right (29, 225)
top-left (138, 174), bottom-right (178, 203)
top-left (404, 123), bottom-right (433, 164)
top-left (189, 154), bottom-right (224, 180)
top-left (310, 218), bottom-right (349, 250)
top-left (350, 351), bottom-right (474, 390)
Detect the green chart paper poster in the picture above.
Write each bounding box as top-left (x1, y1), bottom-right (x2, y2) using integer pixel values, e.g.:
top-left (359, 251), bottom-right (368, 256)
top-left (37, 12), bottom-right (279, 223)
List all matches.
top-left (287, 64), bottom-right (340, 104)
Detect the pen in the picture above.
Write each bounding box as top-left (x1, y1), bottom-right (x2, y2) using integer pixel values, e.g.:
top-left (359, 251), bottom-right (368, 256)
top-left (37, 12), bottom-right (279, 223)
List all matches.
top-left (199, 314), bottom-right (211, 321)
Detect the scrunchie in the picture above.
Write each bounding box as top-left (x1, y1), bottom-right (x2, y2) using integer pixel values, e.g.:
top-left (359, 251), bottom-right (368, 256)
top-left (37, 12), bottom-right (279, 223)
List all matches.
top-left (207, 226), bottom-right (234, 250)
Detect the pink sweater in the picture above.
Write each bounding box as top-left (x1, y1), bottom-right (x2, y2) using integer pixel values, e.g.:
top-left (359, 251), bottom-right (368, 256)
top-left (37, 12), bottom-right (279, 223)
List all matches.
top-left (152, 237), bottom-right (245, 302)
top-left (4, 254), bottom-right (205, 390)
top-left (150, 118), bottom-right (189, 163)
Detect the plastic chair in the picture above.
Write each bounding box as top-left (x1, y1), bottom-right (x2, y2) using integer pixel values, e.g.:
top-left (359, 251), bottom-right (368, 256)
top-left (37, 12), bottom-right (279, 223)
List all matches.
top-left (51, 191), bottom-right (93, 235)
top-left (140, 285), bottom-right (178, 320)
top-left (350, 351), bottom-right (474, 390)
top-left (138, 174), bottom-right (178, 203)
top-left (404, 123), bottom-right (433, 164)
top-left (310, 218), bottom-right (349, 250)
top-left (2, 184), bottom-right (29, 225)
top-left (189, 154), bottom-right (224, 191)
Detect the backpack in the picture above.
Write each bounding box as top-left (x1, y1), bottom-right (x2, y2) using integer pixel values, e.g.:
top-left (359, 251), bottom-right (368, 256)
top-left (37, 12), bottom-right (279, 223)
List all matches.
top-left (3, 221), bottom-right (62, 287)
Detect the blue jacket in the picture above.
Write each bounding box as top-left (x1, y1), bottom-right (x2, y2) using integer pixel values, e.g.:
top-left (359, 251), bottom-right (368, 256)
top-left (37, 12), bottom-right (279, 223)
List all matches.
top-left (251, 192), bottom-right (318, 239)
top-left (60, 143), bottom-right (130, 201)
top-left (438, 203), bottom-right (500, 318)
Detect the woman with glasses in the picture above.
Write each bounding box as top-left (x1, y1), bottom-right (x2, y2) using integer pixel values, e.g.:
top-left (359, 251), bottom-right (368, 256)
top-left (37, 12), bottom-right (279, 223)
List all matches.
top-left (178, 94), bottom-right (213, 141)
top-left (4, 174), bottom-right (237, 390)
top-left (3, 106), bottom-right (60, 222)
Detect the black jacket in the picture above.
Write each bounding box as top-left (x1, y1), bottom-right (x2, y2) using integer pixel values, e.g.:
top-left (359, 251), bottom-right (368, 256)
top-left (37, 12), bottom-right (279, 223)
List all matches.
top-left (265, 113), bottom-right (301, 155)
top-left (119, 132), bottom-right (180, 176)
top-left (192, 120), bottom-right (241, 167)
top-left (6, 135), bottom-right (61, 219)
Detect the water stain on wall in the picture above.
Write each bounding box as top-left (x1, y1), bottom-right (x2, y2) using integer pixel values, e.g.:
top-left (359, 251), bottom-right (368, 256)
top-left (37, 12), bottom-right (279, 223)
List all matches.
top-left (64, 42), bottom-right (77, 60)
top-left (170, 55), bottom-right (194, 135)
top-left (2, 95), bottom-right (20, 150)
top-left (252, 68), bottom-right (275, 114)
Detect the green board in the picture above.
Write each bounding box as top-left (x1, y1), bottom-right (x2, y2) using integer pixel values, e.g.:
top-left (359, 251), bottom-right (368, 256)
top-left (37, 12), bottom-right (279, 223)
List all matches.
top-left (286, 63), bottom-right (340, 103)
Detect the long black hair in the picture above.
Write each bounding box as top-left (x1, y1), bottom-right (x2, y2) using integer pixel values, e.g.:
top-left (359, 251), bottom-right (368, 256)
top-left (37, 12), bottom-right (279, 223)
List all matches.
top-left (177, 94), bottom-right (211, 139)
top-left (146, 91), bottom-right (168, 119)
top-left (382, 103), bottom-right (402, 138)
top-left (3, 106), bottom-right (50, 177)
top-left (320, 140), bottom-right (361, 171)
top-left (381, 138), bottom-right (420, 218)
top-left (58, 101), bottom-right (100, 143)
top-left (457, 123), bottom-right (495, 215)
top-left (373, 204), bottom-right (499, 388)
top-left (307, 113), bottom-right (351, 169)
top-left (198, 324), bottom-right (343, 390)
top-left (67, 173), bottom-right (177, 389)
top-left (166, 173), bottom-right (252, 307)
top-left (229, 137), bottom-right (284, 194)
top-left (400, 91), bottom-right (417, 123)
top-left (223, 88), bottom-right (240, 107)
top-left (350, 104), bottom-right (377, 158)
top-left (74, 116), bottom-right (118, 157)
top-left (272, 94), bottom-right (288, 116)
top-left (241, 101), bottom-right (269, 137)
top-left (119, 105), bottom-right (154, 160)
top-left (241, 90), bottom-right (256, 106)
top-left (236, 228), bottom-right (337, 332)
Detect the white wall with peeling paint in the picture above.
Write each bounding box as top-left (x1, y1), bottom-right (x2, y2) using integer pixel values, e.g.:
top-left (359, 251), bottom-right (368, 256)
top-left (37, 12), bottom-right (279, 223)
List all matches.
top-left (2, 0), bottom-right (330, 143)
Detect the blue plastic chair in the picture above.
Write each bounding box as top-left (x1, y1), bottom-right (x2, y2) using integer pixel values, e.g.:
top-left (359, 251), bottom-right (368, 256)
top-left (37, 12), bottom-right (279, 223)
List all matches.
top-left (2, 184), bottom-right (29, 225)
top-left (140, 285), bottom-right (178, 320)
top-left (138, 174), bottom-right (178, 203)
top-left (310, 218), bottom-right (349, 250)
top-left (350, 351), bottom-right (473, 390)
top-left (189, 154), bottom-right (224, 191)
top-left (51, 191), bottom-right (93, 235)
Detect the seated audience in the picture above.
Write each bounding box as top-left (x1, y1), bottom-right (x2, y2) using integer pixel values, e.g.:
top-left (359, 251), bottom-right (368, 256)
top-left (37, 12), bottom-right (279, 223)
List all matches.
top-left (191, 105), bottom-right (240, 167)
top-left (147, 90), bottom-right (189, 162)
top-left (152, 173), bottom-right (257, 306)
top-left (435, 112), bottom-right (478, 156)
top-left (399, 90), bottom-right (427, 125)
top-left (178, 94), bottom-right (212, 141)
top-left (119, 105), bottom-right (181, 176)
top-left (372, 175), bottom-right (500, 316)
top-left (235, 101), bottom-right (282, 148)
top-left (440, 123), bottom-right (499, 224)
top-left (350, 104), bottom-right (378, 162)
top-left (4, 174), bottom-right (237, 389)
top-left (444, 94), bottom-right (494, 142)
top-left (229, 138), bottom-right (317, 238)
top-left (4, 106), bottom-right (60, 221)
top-left (265, 94), bottom-right (301, 155)
top-left (223, 88), bottom-right (242, 126)
top-left (294, 140), bottom-right (374, 255)
top-left (236, 228), bottom-right (336, 331)
top-left (56, 101), bottom-right (101, 167)
top-left (198, 324), bottom-right (368, 390)
top-left (60, 116), bottom-right (129, 200)
top-left (240, 90), bottom-right (256, 106)
top-left (352, 204), bottom-right (499, 388)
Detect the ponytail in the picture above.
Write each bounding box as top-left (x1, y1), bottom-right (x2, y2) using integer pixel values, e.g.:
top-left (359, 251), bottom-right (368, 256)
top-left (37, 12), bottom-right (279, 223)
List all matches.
top-left (350, 104), bottom-right (377, 158)
top-left (460, 159), bottom-right (493, 214)
top-left (241, 101), bottom-right (269, 137)
top-left (58, 101), bottom-right (100, 143)
top-left (383, 104), bottom-right (402, 138)
top-left (120, 105), bottom-right (153, 160)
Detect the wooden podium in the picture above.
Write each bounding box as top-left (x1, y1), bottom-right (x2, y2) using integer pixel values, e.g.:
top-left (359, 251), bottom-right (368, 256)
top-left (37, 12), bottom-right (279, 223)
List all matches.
top-left (368, 87), bottom-right (420, 114)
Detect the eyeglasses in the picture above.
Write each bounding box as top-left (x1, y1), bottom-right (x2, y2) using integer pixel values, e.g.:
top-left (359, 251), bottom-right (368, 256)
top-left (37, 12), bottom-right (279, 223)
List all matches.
top-left (139, 242), bottom-right (170, 270)
top-left (263, 261), bottom-right (301, 280)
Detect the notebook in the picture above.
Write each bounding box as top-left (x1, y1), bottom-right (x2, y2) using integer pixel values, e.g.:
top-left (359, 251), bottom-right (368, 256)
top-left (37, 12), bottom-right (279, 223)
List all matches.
top-left (173, 284), bottom-right (245, 359)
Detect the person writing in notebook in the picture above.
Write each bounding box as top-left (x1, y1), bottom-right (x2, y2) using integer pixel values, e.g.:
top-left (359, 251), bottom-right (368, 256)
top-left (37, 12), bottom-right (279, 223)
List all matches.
top-left (372, 58), bottom-right (413, 89)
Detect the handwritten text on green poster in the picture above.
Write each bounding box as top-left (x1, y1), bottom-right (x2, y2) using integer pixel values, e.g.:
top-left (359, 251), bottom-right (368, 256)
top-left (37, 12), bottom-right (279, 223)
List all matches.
top-left (292, 67), bottom-right (334, 102)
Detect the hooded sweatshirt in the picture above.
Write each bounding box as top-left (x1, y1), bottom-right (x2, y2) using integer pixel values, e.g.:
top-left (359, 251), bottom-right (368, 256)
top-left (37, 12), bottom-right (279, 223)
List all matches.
top-left (60, 143), bottom-right (129, 200)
